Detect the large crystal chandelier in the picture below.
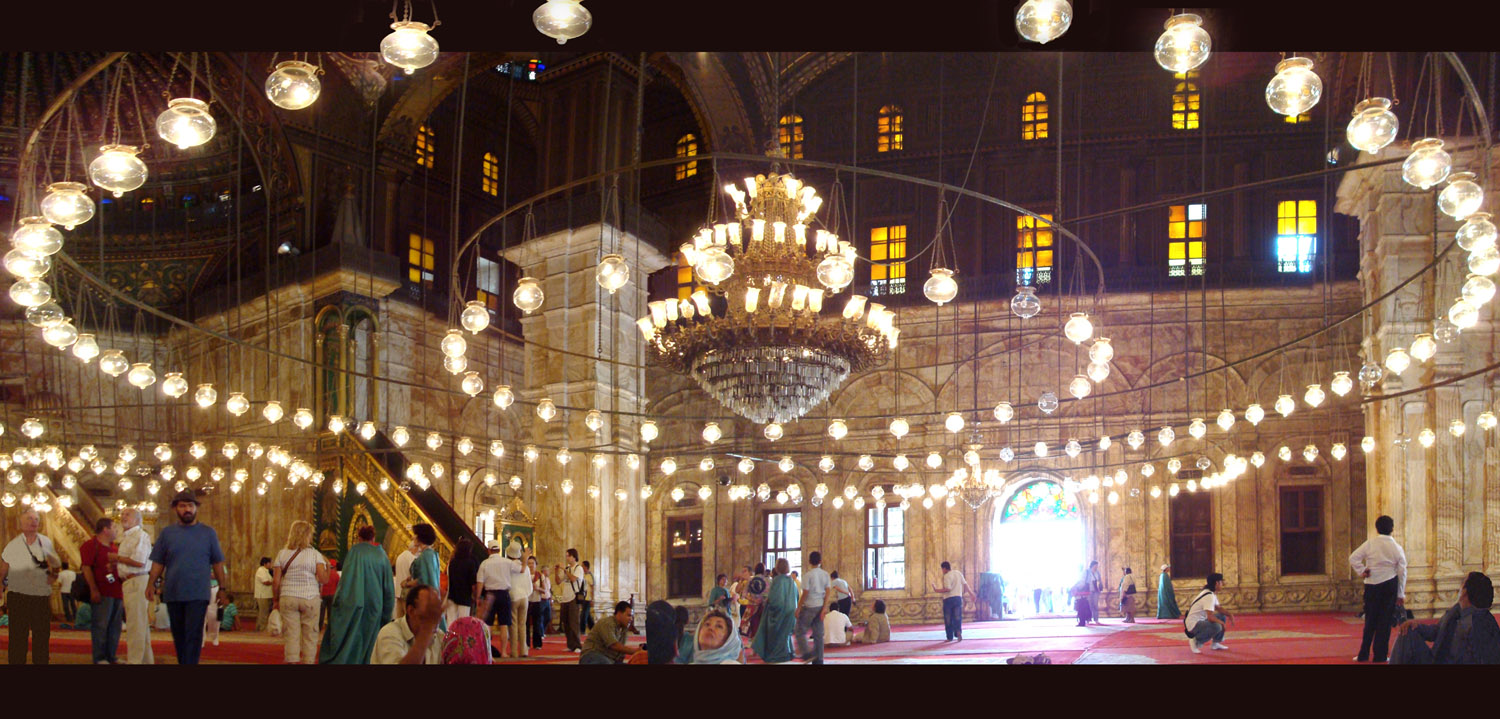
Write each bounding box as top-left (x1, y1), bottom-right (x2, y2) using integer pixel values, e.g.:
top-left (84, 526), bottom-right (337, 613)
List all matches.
top-left (639, 172), bottom-right (896, 424)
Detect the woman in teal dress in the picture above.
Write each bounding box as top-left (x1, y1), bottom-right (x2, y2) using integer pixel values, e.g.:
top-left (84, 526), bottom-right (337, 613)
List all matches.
top-left (405, 523), bottom-right (446, 632)
top-left (1156, 564), bottom-right (1181, 619)
top-left (320, 526), bottom-right (396, 664)
top-left (751, 558), bottom-right (798, 663)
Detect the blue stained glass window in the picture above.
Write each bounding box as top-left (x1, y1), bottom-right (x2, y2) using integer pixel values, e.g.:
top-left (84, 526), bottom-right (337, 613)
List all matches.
top-left (1001, 480), bottom-right (1080, 522)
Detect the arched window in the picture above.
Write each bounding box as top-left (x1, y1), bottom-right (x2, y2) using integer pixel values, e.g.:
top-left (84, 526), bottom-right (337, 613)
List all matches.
top-left (1021, 92), bottom-right (1049, 140)
top-left (1016, 214), bottom-right (1053, 285)
top-left (481, 152), bottom-right (499, 196)
top-left (1001, 480), bottom-right (1081, 522)
top-left (415, 124), bottom-right (435, 168)
top-left (674, 134), bottom-right (699, 180)
top-left (876, 105), bottom-right (903, 152)
top-left (1172, 72), bottom-right (1200, 130)
top-left (778, 114), bottom-right (804, 159)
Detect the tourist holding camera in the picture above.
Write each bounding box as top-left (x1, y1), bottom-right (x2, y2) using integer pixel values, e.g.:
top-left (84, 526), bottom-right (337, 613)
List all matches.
top-left (1, 508), bottom-right (60, 664)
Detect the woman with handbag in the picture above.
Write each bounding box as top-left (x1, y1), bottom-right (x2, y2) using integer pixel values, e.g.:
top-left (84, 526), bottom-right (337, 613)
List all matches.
top-left (273, 520), bottom-right (330, 663)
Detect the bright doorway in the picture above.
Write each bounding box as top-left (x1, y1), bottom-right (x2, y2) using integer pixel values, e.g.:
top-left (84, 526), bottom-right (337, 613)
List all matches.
top-left (989, 479), bottom-right (1085, 617)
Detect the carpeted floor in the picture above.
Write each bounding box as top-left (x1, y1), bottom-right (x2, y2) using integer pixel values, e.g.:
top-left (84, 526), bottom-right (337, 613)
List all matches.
top-left (3, 611), bottom-right (1385, 665)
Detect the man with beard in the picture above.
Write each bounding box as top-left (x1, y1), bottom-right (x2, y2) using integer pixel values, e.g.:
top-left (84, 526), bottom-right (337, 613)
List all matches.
top-left (145, 490), bottom-right (227, 664)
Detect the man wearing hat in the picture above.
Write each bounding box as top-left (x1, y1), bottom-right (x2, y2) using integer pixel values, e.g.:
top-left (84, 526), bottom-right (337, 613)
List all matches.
top-left (505, 539), bottom-right (533, 658)
top-left (475, 538), bottom-right (515, 656)
top-left (145, 490), bottom-right (227, 664)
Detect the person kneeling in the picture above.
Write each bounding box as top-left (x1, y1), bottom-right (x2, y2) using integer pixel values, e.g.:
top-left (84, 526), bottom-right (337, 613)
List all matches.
top-left (1390, 571), bottom-right (1499, 665)
top-left (579, 601), bottom-right (641, 665)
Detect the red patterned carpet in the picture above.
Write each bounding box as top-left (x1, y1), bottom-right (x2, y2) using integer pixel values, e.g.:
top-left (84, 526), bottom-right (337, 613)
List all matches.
top-left (4, 612), bottom-right (1377, 665)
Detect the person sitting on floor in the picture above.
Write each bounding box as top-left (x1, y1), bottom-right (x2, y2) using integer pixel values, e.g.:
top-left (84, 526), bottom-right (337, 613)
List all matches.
top-left (1390, 571), bottom-right (1500, 665)
top-left (579, 600), bottom-right (641, 665)
top-left (687, 606), bottom-right (743, 664)
top-left (672, 605), bottom-right (694, 663)
top-left (855, 599), bottom-right (891, 644)
top-left (62, 601), bottom-right (93, 630)
top-left (824, 602), bottom-right (852, 646)
top-left (218, 592), bottom-right (240, 632)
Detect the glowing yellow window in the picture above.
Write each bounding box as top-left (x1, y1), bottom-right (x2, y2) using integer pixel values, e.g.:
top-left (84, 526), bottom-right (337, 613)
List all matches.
top-left (1284, 112), bottom-right (1311, 124)
top-left (877, 105), bottom-right (904, 152)
top-left (1016, 214), bottom-right (1054, 285)
top-left (408, 233), bottom-right (435, 285)
top-left (415, 124), bottom-right (435, 168)
top-left (1022, 92), bottom-right (1049, 141)
top-left (1276, 200), bottom-right (1318, 273)
top-left (779, 114), bottom-right (805, 160)
top-left (1172, 71), bottom-right (1200, 131)
top-left (481, 152), bottom-right (499, 196)
top-left (869, 225), bottom-right (907, 296)
top-left (1168, 204), bottom-right (1206, 277)
top-left (675, 134), bottom-right (699, 181)
top-left (675, 252), bottom-right (703, 300)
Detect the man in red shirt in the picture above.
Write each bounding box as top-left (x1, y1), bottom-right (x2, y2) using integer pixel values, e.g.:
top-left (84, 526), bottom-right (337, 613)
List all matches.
top-left (319, 559), bottom-right (341, 630)
top-left (80, 517), bottom-right (123, 664)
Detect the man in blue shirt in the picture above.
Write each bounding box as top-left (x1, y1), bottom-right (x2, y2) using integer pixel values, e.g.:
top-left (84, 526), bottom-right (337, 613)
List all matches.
top-left (145, 490), bottom-right (227, 664)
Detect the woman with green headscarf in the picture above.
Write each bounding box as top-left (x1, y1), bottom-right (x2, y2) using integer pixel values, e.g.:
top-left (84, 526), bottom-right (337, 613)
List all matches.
top-left (1156, 564), bottom-right (1181, 619)
top-left (404, 523), bottom-right (446, 632)
top-left (751, 558), bottom-right (797, 663)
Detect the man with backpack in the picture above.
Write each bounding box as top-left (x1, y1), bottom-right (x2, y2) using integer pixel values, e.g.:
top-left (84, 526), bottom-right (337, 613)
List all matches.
top-left (1184, 572), bottom-right (1233, 653)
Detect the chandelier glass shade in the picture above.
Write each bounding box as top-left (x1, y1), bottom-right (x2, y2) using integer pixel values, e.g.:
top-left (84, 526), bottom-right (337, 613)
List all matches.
top-left (88, 145), bottom-right (148, 198)
top-left (1265, 57), bottom-right (1322, 117)
top-left (533, 0), bottom-right (592, 44)
top-left (380, 21), bottom-right (439, 74)
top-left (155, 97), bottom-right (216, 150)
top-left (265, 61), bottom-right (321, 110)
top-left (639, 173), bottom-right (894, 424)
top-left (40, 182), bottom-right (94, 230)
top-left (1403, 138), bottom-right (1452, 190)
top-left (1438, 173), bottom-right (1484, 220)
top-left (1346, 98), bottom-right (1399, 154)
top-left (1153, 13), bottom-right (1211, 73)
top-left (1014, 0), bottom-right (1072, 44)
top-left (1457, 213), bottom-right (1497, 253)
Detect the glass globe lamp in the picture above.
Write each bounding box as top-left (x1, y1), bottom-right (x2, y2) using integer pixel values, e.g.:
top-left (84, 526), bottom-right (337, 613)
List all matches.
top-left (2, 249), bottom-right (49, 281)
top-left (1158, 426), bottom-right (1175, 447)
top-left (944, 412), bottom-right (965, 433)
top-left (444, 354), bottom-right (469, 376)
top-left (694, 247), bottom-right (735, 285)
top-left (1358, 360), bottom-right (1385, 387)
top-left (1457, 213), bottom-right (1497, 253)
top-left (1126, 429), bottom-right (1145, 449)
top-left (40, 182), bottom-right (95, 230)
top-left (460, 371), bottom-right (484, 396)
top-left (380, 21), bottom-right (439, 74)
top-left (1000, 447), bottom-right (1016, 461)
top-left (702, 421), bottom-right (722, 444)
top-left (1098, 434), bottom-right (1112, 451)
top-left (535, 398), bottom-right (558, 422)
top-left (583, 409), bottom-right (604, 433)
top-left (1449, 297), bottom-right (1480, 329)
top-left (923, 268), bottom-right (959, 306)
top-left (1439, 172), bottom-right (1484, 220)
top-left (1063, 312), bottom-right (1093, 344)
top-left (1346, 98), bottom-right (1399, 154)
top-left (1274, 393), bottom-right (1296, 417)
top-left (126, 363), bottom-right (156, 389)
top-left (25, 302), bottom-right (66, 328)
top-left (1216, 408), bottom-right (1235, 431)
top-left (889, 417), bottom-right (910, 438)
top-left (225, 392), bottom-right (250, 416)
top-left (88, 145), bottom-right (148, 197)
top-left (1409, 333), bottom-right (1438, 362)
top-left (534, 0), bottom-right (592, 44)
top-left (827, 418), bottom-right (848, 440)
top-left (1242, 403), bottom-right (1264, 425)
top-left (1014, 0), bottom-right (1072, 44)
top-left (1449, 418), bottom-right (1466, 438)
top-left (640, 420), bottom-right (659, 443)
top-left (1011, 285), bottom-right (1041, 319)
top-left (992, 403), bottom-right (1013, 424)
top-left (488, 440), bottom-right (505, 458)
top-left (892, 454), bottom-right (910, 471)
top-left (1086, 337), bottom-right (1114, 364)
top-left (155, 98), bottom-right (215, 150)
top-left (157, 371), bottom-right (187, 398)
top-left (659, 456), bottom-right (677, 475)
top-left (13, 216), bottom-right (64, 256)
top-left (260, 400), bottom-right (285, 424)
top-left (856, 454), bottom-right (874, 472)
top-left (816, 254), bottom-right (854, 291)
top-left (778, 457), bottom-right (795, 473)
top-left (1033, 441), bottom-right (1048, 458)
top-left (1361, 435), bottom-right (1376, 453)
top-left (95, 349), bottom-right (127, 378)
top-left (493, 384), bottom-right (515, 409)
top-left (1265, 57), bottom-right (1322, 117)
top-left (1064, 439), bottom-right (1081, 458)
top-left (1479, 411), bottom-right (1499, 431)
top-left (819, 455), bottom-right (837, 473)
top-left (737, 457), bottom-right (755, 475)
top-left (513, 277), bottom-right (544, 314)
top-left (327, 415), bottom-right (347, 433)
top-left (8, 280), bottom-right (52, 308)
top-left (1187, 417), bottom-right (1206, 439)
top-left (264, 61), bottom-right (320, 110)
top-left (1403, 138), bottom-right (1452, 190)
top-left (1417, 428), bottom-right (1436, 448)
top-left (42, 321), bottom-right (78, 348)
top-left (1384, 347), bottom-right (1411, 374)
top-left (596, 254), bottom-right (629, 294)
top-left (1462, 274), bottom-right (1496, 305)
top-left (1068, 374), bottom-right (1091, 399)
top-left (387, 426), bottom-right (409, 447)
top-left (1274, 445), bottom-right (1290, 462)
top-left (699, 457), bottom-right (715, 472)
top-left (1037, 391), bottom-right (1059, 414)
top-left (763, 422), bottom-right (783, 441)
top-left (1153, 13), bottom-right (1211, 72)
top-left (460, 301), bottom-right (490, 334)
top-left (440, 329), bottom-right (467, 359)
top-left (1470, 246), bottom-right (1500, 276)
top-left (1304, 383), bottom-right (1325, 408)
top-left (19, 418), bottom-right (43, 439)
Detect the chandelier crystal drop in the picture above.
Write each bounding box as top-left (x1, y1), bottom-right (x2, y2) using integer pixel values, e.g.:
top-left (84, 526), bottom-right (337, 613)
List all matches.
top-left (8, 279), bottom-right (52, 308)
top-left (1037, 391), bottom-right (1059, 414)
top-left (126, 363), bottom-right (156, 389)
top-left (1479, 411), bottom-right (1499, 431)
top-left (1014, 0), bottom-right (1072, 44)
top-left (155, 97), bottom-right (215, 150)
top-left (642, 174), bottom-right (893, 424)
top-left (461, 371), bottom-right (484, 397)
top-left (1417, 427), bottom-right (1436, 448)
top-left (380, 21), bottom-right (439, 74)
top-left (1457, 213), bottom-right (1498, 253)
top-left (1188, 417), bottom-right (1207, 440)
top-left (1265, 57), bottom-right (1322, 117)
top-left (513, 277), bottom-right (544, 314)
top-left (1403, 138), bottom-right (1452, 190)
top-left (225, 392), bottom-right (250, 416)
top-left (533, 0), bottom-right (592, 44)
top-left (1462, 274), bottom-right (1496, 306)
top-left (1439, 172), bottom-right (1485, 220)
top-left (828, 418), bottom-right (848, 440)
top-left (1449, 297), bottom-right (1480, 329)
top-left (596, 253), bottom-right (629, 294)
top-left (1274, 393), bottom-right (1296, 417)
top-left (1216, 408), bottom-right (1235, 431)
top-left (702, 421), bottom-right (722, 444)
top-left (1303, 383), bottom-right (1325, 408)
top-left (944, 412), bottom-right (965, 433)
top-left (1010, 286), bottom-right (1042, 319)
top-left (1063, 313), bottom-right (1094, 344)
top-left (763, 422), bottom-right (783, 441)
top-left (640, 419), bottom-right (659, 443)
top-left (1347, 98), bottom-right (1399, 154)
top-left (536, 398), bottom-right (557, 422)
top-left (1126, 429), bottom-right (1145, 450)
top-left (1068, 374), bottom-right (1092, 399)
top-left (992, 403), bottom-right (1014, 424)
top-left (1470, 246), bottom-right (1500, 276)
top-left (40, 182), bottom-right (95, 230)
top-left (4, 249), bottom-right (51, 281)
top-left (1153, 13), bottom-right (1211, 73)
top-left (264, 61), bottom-right (321, 110)
top-left (1330, 371), bottom-right (1354, 397)
top-left (88, 145), bottom-right (148, 198)
top-left (923, 268), bottom-right (959, 306)
top-left (1158, 426), bottom-right (1175, 447)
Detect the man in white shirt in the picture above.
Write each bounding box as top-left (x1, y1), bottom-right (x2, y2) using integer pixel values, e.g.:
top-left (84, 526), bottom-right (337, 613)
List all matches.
top-left (253, 557), bottom-right (275, 631)
top-left (795, 550), bottom-right (831, 664)
top-left (554, 549), bottom-right (586, 652)
top-left (1183, 572), bottom-right (1233, 653)
top-left (392, 542), bottom-right (417, 619)
top-left (830, 570), bottom-right (854, 616)
top-left (116, 508), bottom-right (155, 664)
top-left (476, 540), bottom-right (514, 655)
top-left (505, 540), bottom-right (532, 658)
top-left (371, 584), bottom-right (445, 664)
top-left (1, 508), bottom-right (60, 664)
top-left (932, 560), bottom-right (974, 641)
top-left (1349, 514), bottom-right (1407, 663)
top-left (824, 602), bottom-right (852, 645)
top-left (56, 562), bottom-right (78, 623)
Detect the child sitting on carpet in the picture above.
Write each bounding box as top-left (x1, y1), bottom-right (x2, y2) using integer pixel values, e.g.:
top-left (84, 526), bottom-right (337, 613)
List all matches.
top-left (62, 601), bottom-right (93, 630)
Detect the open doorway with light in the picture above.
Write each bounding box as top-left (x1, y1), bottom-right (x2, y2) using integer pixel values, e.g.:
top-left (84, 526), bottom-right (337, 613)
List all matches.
top-left (989, 478), bottom-right (1085, 618)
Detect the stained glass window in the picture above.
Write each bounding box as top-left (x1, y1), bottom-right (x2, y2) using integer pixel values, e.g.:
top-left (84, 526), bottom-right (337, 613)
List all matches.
top-left (1022, 92), bottom-right (1049, 140)
top-left (877, 105), bottom-right (904, 152)
top-left (1001, 480), bottom-right (1080, 522)
top-left (1168, 203), bottom-right (1206, 277)
top-left (1276, 200), bottom-right (1318, 273)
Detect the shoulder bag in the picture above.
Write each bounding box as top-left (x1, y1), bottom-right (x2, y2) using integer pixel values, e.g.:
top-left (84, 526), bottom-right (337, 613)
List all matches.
top-left (273, 547), bottom-right (306, 604)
